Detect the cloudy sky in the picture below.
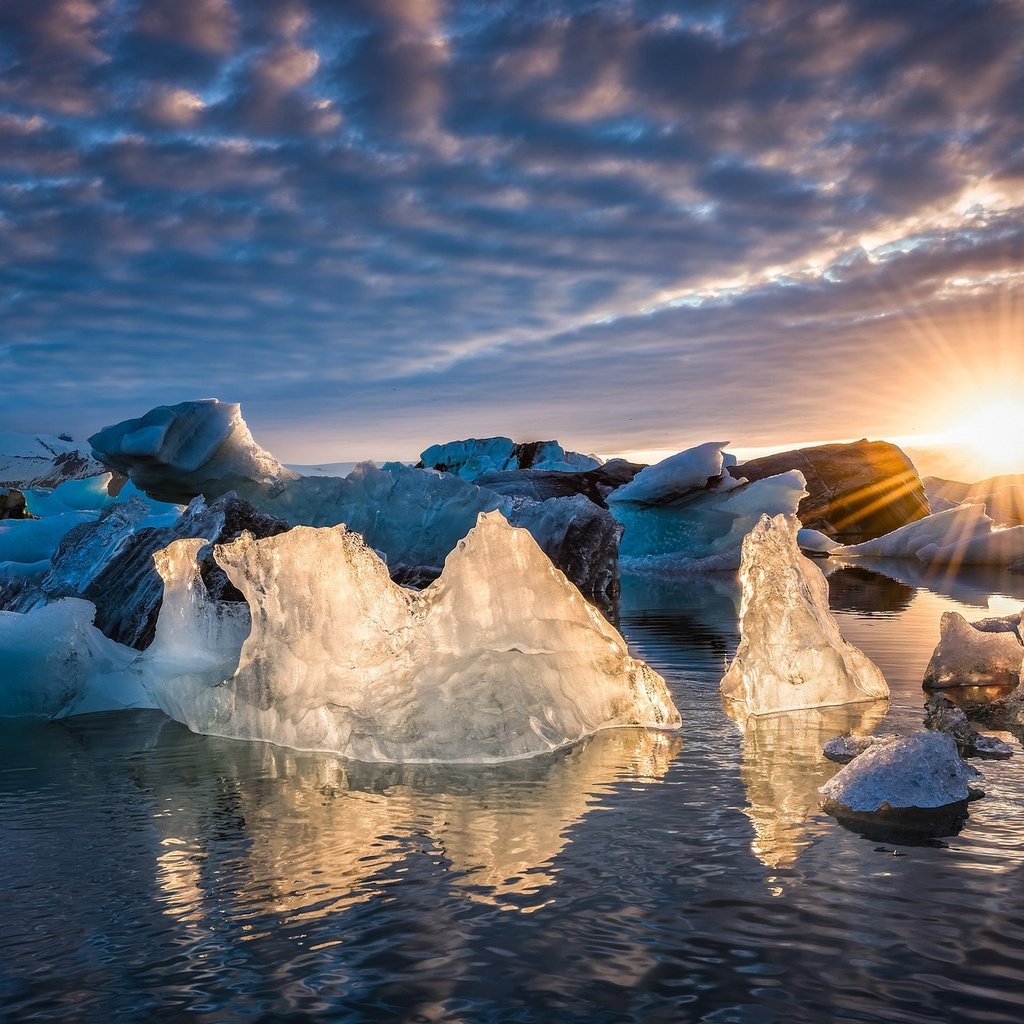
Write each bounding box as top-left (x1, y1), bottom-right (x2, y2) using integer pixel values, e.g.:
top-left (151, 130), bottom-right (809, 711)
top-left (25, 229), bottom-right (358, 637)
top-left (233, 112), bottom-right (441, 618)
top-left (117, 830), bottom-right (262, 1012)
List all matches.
top-left (1, 0), bottom-right (1022, 466)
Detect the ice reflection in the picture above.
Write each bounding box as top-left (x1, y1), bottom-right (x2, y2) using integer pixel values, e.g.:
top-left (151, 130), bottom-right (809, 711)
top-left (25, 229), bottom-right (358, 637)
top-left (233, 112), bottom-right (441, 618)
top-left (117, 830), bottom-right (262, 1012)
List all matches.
top-left (143, 724), bottom-right (682, 925)
top-left (725, 701), bottom-right (889, 868)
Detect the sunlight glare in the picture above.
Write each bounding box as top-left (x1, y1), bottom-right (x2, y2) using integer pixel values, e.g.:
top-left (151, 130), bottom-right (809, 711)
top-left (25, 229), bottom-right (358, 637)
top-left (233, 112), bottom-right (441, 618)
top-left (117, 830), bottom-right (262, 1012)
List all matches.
top-left (947, 399), bottom-right (1024, 477)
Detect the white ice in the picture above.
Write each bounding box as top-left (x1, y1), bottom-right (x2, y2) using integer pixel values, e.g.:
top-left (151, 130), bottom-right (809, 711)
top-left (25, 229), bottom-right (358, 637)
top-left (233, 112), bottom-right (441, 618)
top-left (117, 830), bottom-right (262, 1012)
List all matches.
top-left (0, 599), bottom-right (151, 718)
top-left (819, 732), bottom-right (980, 812)
top-left (836, 503), bottom-right (1024, 565)
top-left (142, 511), bottom-right (680, 762)
top-left (721, 514), bottom-right (890, 714)
top-left (923, 610), bottom-right (1024, 688)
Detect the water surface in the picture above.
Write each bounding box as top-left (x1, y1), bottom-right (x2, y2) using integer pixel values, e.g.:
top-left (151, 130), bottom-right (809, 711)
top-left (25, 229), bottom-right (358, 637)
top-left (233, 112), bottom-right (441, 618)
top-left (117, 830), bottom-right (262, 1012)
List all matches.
top-left (3, 561), bottom-right (1024, 1022)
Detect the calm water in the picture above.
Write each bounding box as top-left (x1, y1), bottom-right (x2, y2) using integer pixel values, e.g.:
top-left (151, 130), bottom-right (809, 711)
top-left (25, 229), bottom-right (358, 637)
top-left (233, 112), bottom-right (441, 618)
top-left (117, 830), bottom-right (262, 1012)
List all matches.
top-left (4, 561), bottom-right (1024, 1023)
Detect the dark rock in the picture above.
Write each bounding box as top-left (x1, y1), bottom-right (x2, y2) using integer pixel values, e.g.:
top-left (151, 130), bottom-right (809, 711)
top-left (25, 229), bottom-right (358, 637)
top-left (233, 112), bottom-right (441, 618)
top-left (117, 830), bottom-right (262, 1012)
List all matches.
top-left (475, 459), bottom-right (645, 508)
top-left (0, 487), bottom-right (30, 520)
top-left (84, 493), bottom-right (289, 649)
top-left (730, 439), bottom-right (930, 542)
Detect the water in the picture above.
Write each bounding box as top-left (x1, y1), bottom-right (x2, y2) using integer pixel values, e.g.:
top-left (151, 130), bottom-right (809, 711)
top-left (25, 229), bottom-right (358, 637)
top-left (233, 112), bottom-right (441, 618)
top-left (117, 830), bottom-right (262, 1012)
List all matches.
top-left (3, 561), bottom-right (1024, 1022)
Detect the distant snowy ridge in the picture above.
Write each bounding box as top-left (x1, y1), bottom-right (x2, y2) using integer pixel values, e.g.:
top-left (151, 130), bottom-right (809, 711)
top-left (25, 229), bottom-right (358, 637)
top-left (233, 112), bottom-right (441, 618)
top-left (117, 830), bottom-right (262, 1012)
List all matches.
top-left (0, 431), bottom-right (106, 489)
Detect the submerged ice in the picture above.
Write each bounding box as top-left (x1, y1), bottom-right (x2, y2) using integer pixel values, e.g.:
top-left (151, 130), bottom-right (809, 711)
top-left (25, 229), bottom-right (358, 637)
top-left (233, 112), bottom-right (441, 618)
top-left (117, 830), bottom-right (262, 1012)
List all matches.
top-left (143, 511), bottom-right (680, 762)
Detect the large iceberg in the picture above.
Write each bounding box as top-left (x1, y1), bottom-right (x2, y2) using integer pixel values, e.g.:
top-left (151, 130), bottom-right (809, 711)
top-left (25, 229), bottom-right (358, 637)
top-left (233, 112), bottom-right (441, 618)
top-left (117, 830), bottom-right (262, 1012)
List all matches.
top-left (419, 437), bottom-right (601, 480)
top-left (607, 442), bottom-right (807, 570)
top-left (259, 461), bottom-right (622, 615)
top-left (835, 503), bottom-right (1024, 566)
top-left (143, 511), bottom-right (680, 762)
top-left (721, 514), bottom-right (890, 714)
top-left (923, 610), bottom-right (1023, 689)
top-left (89, 399), bottom-right (298, 504)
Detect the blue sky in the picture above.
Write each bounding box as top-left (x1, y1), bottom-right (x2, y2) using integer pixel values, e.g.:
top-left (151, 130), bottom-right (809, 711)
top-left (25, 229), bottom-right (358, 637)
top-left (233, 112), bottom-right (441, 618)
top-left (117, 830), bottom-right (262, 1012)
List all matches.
top-left (1, 0), bottom-right (1022, 464)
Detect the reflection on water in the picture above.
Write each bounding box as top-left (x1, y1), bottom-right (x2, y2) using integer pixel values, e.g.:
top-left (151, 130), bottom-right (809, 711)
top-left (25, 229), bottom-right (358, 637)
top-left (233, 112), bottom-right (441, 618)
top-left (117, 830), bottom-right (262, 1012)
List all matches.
top-left (6, 560), bottom-right (1024, 1022)
top-left (725, 701), bottom-right (889, 868)
top-left (825, 565), bottom-right (915, 614)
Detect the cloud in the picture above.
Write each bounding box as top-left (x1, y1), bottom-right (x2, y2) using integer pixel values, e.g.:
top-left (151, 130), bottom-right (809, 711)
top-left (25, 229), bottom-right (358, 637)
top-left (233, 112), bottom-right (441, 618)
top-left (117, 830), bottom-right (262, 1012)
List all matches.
top-left (0, 0), bottom-right (1022, 458)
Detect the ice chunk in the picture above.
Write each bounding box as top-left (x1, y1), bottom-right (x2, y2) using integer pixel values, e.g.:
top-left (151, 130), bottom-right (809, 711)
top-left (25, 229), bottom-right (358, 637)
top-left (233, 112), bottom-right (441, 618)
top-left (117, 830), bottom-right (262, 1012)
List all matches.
top-left (419, 437), bottom-right (601, 480)
top-left (608, 443), bottom-right (807, 570)
top-left (89, 399), bottom-right (298, 504)
top-left (923, 610), bottom-right (1023, 688)
top-left (836, 503), bottom-right (1024, 565)
top-left (798, 528), bottom-right (840, 554)
top-left (143, 511), bottom-right (680, 762)
top-left (610, 441), bottom-right (732, 504)
top-left (0, 431), bottom-right (105, 489)
top-left (819, 732), bottom-right (979, 812)
top-left (823, 733), bottom-right (899, 764)
top-left (0, 599), bottom-right (149, 718)
top-left (23, 474), bottom-right (179, 518)
top-left (721, 514), bottom-right (890, 714)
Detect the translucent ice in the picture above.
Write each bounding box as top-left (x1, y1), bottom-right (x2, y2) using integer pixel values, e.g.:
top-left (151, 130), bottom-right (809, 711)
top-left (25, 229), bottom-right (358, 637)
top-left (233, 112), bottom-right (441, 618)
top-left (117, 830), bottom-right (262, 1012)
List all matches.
top-left (143, 511), bottom-right (680, 762)
top-left (721, 514), bottom-right (890, 714)
top-left (923, 610), bottom-right (1023, 688)
top-left (0, 599), bottom-right (150, 718)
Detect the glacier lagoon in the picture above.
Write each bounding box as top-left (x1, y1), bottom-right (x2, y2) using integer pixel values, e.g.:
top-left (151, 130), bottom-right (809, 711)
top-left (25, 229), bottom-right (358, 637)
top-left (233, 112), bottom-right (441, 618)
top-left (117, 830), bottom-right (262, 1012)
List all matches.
top-left (3, 561), bottom-right (1024, 1023)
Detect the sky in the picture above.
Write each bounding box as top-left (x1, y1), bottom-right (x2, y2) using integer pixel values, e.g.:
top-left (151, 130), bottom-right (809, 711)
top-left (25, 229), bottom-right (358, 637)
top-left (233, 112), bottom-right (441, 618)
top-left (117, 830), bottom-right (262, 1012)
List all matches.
top-left (1, 0), bottom-right (1023, 472)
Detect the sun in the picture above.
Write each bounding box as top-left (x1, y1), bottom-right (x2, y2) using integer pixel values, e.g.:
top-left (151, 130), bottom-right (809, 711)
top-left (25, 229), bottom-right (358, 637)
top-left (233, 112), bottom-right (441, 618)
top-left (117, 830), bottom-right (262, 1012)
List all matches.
top-left (947, 399), bottom-right (1024, 478)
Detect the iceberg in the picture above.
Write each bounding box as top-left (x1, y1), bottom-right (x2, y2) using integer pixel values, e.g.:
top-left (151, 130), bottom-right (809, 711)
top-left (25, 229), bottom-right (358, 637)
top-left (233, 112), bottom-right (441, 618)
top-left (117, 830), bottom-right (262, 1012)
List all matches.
top-left (835, 503), bottom-right (1024, 566)
top-left (90, 404), bottom-right (621, 615)
top-left (143, 511), bottom-right (680, 763)
top-left (923, 610), bottom-right (1023, 688)
top-left (721, 514), bottom-right (890, 714)
top-left (0, 511), bottom-right (97, 565)
top-left (89, 399), bottom-right (298, 504)
top-left (0, 599), bottom-right (150, 718)
top-left (607, 442), bottom-right (807, 570)
top-left (419, 437), bottom-right (601, 480)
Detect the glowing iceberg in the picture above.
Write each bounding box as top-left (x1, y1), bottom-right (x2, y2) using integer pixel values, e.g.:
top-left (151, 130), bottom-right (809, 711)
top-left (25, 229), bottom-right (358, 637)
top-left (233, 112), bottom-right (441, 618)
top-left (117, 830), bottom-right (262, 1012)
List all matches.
top-left (607, 442), bottom-right (806, 570)
top-left (144, 511), bottom-right (679, 762)
top-left (721, 514), bottom-right (889, 714)
top-left (836, 503), bottom-right (1024, 565)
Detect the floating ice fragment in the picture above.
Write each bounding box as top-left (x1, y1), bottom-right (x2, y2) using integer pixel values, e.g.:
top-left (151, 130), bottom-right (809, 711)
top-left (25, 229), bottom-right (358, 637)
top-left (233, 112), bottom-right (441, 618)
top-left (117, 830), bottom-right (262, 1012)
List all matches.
top-left (721, 514), bottom-right (889, 714)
